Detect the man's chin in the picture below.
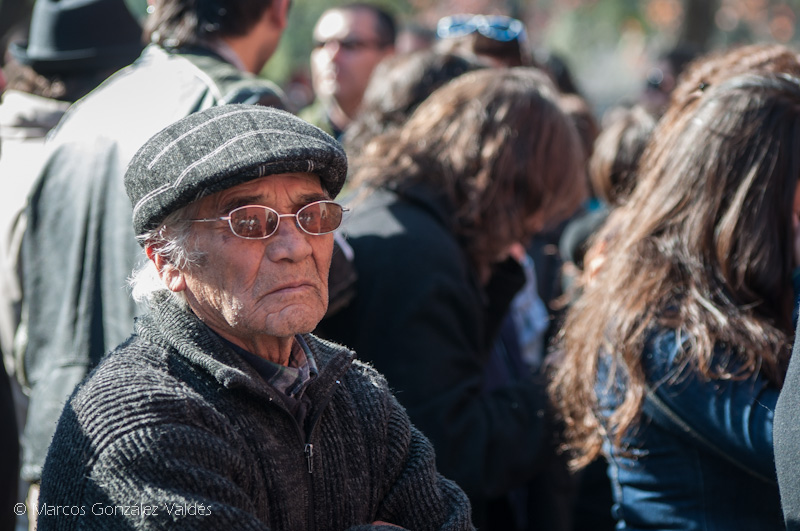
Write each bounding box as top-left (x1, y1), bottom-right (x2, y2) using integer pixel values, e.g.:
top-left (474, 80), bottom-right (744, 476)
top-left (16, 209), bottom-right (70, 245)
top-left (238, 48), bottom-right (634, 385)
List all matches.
top-left (263, 304), bottom-right (326, 337)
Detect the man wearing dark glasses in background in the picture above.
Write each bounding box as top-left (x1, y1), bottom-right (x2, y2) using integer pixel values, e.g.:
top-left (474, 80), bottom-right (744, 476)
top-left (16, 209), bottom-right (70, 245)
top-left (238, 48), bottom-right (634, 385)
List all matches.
top-left (36, 104), bottom-right (474, 530)
top-left (300, 3), bottom-right (396, 140)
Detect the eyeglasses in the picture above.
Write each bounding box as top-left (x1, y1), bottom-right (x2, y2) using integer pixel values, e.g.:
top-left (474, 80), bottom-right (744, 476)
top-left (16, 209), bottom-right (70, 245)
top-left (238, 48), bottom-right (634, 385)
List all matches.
top-left (189, 200), bottom-right (347, 240)
top-left (436, 14), bottom-right (527, 43)
top-left (312, 38), bottom-right (388, 52)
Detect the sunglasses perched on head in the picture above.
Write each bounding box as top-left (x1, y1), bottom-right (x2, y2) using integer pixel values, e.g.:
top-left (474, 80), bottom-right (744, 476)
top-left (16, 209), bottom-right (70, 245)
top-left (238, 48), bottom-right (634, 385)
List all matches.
top-left (189, 200), bottom-right (347, 240)
top-left (437, 14), bottom-right (527, 43)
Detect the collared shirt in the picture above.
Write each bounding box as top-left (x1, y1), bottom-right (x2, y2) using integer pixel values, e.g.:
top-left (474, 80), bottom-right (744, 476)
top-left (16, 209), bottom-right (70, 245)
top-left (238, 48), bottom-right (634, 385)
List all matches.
top-left (218, 333), bottom-right (319, 399)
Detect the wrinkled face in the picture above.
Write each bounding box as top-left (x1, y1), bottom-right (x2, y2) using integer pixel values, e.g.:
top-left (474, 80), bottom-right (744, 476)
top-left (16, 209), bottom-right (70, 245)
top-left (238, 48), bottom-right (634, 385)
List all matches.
top-left (310, 8), bottom-right (392, 113)
top-left (179, 173), bottom-right (333, 347)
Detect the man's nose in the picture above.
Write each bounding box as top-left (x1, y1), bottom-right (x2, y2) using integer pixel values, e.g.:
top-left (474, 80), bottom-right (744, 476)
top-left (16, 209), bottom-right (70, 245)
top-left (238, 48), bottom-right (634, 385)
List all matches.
top-left (319, 40), bottom-right (346, 60)
top-left (266, 215), bottom-right (313, 261)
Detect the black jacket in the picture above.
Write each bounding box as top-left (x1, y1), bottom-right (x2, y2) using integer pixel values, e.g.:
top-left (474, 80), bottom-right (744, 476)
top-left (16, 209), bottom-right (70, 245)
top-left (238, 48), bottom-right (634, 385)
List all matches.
top-left (20, 44), bottom-right (286, 482)
top-left (317, 185), bottom-right (550, 527)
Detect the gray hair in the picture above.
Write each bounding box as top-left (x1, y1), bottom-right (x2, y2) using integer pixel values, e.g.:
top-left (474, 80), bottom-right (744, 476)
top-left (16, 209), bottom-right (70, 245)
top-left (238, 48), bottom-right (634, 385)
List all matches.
top-left (128, 202), bottom-right (206, 309)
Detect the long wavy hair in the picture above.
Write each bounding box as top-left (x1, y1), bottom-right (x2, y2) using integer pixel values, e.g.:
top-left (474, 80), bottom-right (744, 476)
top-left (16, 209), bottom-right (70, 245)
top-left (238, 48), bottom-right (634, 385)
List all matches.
top-left (348, 67), bottom-right (587, 277)
top-left (670, 43), bottom-right (800, 112)
top-left (588, 105), bottom-right (656, 207)
top-left (549, 72), bottom-right (800, 469)
top-left (343, 50), bottom-right (485, 154)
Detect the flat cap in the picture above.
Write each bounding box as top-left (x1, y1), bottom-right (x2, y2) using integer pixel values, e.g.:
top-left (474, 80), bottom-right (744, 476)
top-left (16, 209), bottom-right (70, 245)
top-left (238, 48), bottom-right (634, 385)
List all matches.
top-left (125, 104), bottom-right (347, 237)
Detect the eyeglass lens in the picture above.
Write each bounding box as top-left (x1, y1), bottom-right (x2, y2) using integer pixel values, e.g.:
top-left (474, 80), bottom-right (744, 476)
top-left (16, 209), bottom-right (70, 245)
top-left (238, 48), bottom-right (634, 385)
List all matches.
top-left (228, 201), bottom-right (344, 239)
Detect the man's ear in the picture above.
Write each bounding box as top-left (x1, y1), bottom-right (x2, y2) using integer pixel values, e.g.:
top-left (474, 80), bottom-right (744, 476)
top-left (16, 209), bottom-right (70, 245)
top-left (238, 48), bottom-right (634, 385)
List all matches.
top-left (268, 0), bottom-right (290, 31)
top-left (146, 245), bottom-right (187, 293)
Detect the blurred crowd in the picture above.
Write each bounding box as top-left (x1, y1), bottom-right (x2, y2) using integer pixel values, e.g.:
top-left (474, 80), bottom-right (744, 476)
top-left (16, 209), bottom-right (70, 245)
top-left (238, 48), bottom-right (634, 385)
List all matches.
top-left (3, 0), bottom-right (800, 530)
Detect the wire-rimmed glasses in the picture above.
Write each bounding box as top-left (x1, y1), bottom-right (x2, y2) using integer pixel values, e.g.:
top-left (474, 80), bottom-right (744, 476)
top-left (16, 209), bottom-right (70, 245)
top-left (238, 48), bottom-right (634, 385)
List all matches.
top-left (189, 200), bottom-right (347, 240)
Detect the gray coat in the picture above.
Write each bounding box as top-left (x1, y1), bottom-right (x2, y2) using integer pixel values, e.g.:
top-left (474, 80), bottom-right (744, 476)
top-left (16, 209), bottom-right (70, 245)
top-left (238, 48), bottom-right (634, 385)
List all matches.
top-left (38, 291), bottom-right (474, 530)
top-left (19, 43), bottom-right (286, 482)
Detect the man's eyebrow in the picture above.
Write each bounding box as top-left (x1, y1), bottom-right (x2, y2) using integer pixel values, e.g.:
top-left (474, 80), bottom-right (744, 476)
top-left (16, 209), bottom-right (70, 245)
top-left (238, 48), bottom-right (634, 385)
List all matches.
top-left (219, 194), bottom-right (261, 213)
top-left (218, 192), bottom-right (329, 213)
top-left (297, 192), bottom-right (330, 204)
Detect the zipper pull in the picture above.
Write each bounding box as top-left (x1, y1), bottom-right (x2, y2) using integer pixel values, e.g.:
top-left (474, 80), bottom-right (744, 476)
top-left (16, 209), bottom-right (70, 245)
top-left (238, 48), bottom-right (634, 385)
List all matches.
top-left (304, 443), bottom-right (314, 474)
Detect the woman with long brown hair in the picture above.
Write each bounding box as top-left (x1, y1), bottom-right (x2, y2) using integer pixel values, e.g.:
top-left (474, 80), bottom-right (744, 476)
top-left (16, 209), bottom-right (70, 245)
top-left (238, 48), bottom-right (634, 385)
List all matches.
top-left (550, 70), bottom-right (800, 529)
top-left (317, 67), bottom-right (587, 528)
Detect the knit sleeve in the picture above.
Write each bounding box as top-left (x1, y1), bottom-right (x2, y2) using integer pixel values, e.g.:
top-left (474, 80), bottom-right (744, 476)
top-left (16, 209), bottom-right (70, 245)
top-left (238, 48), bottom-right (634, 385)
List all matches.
top-left (36, 342), bottom-right (274, 531)
top-left (40, 417), bottom-right (271, 530)
top-left (124, 423), bottom-right (276, 523)
top-left (365, 390), bottom-right (475, 531)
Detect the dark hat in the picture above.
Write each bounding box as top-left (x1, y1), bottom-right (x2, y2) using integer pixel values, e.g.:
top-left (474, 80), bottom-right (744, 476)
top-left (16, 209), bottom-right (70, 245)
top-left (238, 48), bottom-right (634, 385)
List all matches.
top-left (9, 0), bottom-right (144, 75)
top-left (126, 104), bottom-right (348, 238)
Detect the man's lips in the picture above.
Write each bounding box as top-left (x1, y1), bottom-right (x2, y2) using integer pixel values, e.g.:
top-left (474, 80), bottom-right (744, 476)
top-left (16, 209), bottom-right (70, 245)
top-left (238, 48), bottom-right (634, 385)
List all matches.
top-left (267, 281), bottom-right (315, 296)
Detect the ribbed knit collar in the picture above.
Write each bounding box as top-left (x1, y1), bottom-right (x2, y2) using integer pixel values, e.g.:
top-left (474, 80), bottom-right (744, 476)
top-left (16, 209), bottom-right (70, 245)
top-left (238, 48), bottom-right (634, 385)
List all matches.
top-left (134, 291), bottom-right (354, 402)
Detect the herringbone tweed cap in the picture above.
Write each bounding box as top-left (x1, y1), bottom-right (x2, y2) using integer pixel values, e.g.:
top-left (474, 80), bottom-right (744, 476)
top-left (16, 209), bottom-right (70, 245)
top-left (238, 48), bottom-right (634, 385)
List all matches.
top-left (125, 104), bottom-right (347, 238)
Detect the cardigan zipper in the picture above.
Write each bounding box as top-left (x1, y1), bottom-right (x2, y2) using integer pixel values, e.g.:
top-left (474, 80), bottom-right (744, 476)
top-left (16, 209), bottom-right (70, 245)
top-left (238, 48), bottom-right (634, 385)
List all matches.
top-left (298, 424), bottom-right (316, 531)
top-left (299, 387), bottom-right (338, 530)
top-left (304, 443), bottom-right (314, 474)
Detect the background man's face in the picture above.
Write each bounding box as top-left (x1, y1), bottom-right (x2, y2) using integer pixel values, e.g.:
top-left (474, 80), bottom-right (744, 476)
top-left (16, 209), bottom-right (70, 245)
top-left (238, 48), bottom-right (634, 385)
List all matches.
top-left (180, 173), bottom-right (334, 350)
top-left (310, 8), bottom-right (392, 114)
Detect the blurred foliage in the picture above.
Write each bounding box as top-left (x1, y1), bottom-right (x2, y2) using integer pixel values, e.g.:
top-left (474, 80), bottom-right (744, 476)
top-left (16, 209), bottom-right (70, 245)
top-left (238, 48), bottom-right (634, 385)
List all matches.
top-left (124, 0), bottom-right (149, 23)
top-left (534, 0), bottom-right (800, 109)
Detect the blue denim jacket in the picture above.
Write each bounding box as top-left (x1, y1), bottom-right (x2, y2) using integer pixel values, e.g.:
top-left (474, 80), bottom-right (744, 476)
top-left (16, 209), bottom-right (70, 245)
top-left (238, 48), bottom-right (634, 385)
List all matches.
top-left (596, 329), bottom-right (784, 530)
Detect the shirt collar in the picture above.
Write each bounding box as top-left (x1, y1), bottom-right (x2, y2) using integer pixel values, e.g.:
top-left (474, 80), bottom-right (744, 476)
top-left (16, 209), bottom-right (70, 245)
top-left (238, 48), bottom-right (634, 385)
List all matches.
top-left (215, 332), bottom-right (319, 398)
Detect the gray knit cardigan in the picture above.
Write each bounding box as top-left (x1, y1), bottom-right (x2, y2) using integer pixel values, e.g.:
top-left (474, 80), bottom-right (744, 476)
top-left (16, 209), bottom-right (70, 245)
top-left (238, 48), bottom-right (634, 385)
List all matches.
top-left (37, 291), bottom-right (474, 530)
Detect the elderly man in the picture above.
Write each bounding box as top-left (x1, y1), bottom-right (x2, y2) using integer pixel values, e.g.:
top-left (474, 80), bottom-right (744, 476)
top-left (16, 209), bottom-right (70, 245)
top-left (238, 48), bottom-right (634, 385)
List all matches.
top-left (36, 105), bottom-right (473, 530)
